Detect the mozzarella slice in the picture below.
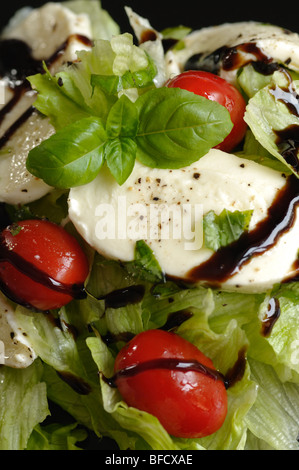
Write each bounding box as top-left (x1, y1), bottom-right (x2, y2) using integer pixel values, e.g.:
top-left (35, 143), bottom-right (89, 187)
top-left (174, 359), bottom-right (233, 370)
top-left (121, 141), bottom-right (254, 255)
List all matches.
top-left (68, 149), bottom-right (298, 293)
top-left (1, 2), bottom-right (92, 63)
top-left (165, 22), bottom-right (299, 83)
top-left (0, 292), bottom-right (36, 368)
top-left (0, 2), bottom-right (93, 205)
top-left (0, 110), bottom-right (55, 205)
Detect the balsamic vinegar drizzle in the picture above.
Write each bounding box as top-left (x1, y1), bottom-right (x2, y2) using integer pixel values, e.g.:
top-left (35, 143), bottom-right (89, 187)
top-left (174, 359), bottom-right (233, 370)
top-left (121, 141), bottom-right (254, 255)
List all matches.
top-left (261, 297), bottom-right (281, 337)
top-left (104, 346), bottom-right (248, 391)
top-left (0, 35), bottom-right (93, 149)
top-left (105, 358), bottom-right (224, 387)
top-left (57, 371), bottom-right (92, 395)
top-left (94, 285), bottom-right (146, 309)
top-left (187, 174), bottom-right (299, 284)
top-left (184, 42), bottom-right (275, 75)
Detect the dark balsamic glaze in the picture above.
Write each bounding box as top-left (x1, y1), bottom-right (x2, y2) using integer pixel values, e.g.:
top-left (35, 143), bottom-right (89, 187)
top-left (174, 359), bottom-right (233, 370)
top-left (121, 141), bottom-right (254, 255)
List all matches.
top-left (0, 231), bottom-right (86, 311)
top-left (274, 126), bottom-right (299, 172)
top-left (186, 174), bottom-right (299, 285)
top-left (97, 285), bottom-right (146, 309)
top-left (102, 331), bottom-right (135, 346)
top-left (57, 371), bottom-right (92, 395)
top-left (160, 310), bottom-right (193, 332)
top-left (104, 357), bottom-right (225, 388)
top-left (139, 29), bottom-right (159, 44)
top-left (0, 105), bottom-right (35, 149)
top-left (0, 39), bottom-right (45, 84)
top-left (221, 43), bottom-right (272, 72)
top-left (261, 297), bottom-right (281, 337)
top-left (104, 346), bottom-right (247, 391)
top-left (0, 34), bottom-right (93, 149)
top-left (184, 42), bottom-right (275, 75)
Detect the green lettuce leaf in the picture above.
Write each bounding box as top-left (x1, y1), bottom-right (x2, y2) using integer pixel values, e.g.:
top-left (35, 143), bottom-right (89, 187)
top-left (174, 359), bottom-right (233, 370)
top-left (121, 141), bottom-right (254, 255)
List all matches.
top-left (0, 360), bottom-right (49, 450)
top-left (26, 422), bottom-right (87, 450)
top-left (238, 63), bottom-right (274, 99)
top-left (245, 359), bottom-right (299, 450)
top-left (244, 69), bottom-right (299, 177)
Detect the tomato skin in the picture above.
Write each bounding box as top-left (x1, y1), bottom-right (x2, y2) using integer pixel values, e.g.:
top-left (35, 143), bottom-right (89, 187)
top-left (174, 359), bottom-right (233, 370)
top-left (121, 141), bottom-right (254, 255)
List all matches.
top-left (166, 70), bottom-right (247, 152)
top-left (0, 219), bottom-right (89, 311)
top-left (114, 329), bottom-right (227, 438)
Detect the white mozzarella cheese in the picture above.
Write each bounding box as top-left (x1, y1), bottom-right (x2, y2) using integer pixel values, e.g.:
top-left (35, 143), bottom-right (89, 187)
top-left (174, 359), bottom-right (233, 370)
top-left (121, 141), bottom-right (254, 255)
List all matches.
top-left (0, 2), bottom-right (93, 205)
top-left (0, 292), bottom-right (36, 369)
top-left (1, 2), bottom-right (92, 63)
top-left (0, 110), bottom-right (55, 205)
top-left (68, 149), bottom-right (298, 293)
top-left (165, 22), bottom-right (299, 83)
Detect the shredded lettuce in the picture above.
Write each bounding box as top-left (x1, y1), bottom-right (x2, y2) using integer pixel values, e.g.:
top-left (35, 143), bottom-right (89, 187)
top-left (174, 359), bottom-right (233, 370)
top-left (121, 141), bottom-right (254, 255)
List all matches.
top-left (1, 3), bottom-right (299, 452)
top-left (1, 239), bottom-right (299, 450)
top-left (241, 68), bottom-right (299, 177)
top-left (0, 360), bottom-right (49, 450)
top-left (245, 359), bottom-right (299, 450)
top-left (26, 422), bottom-right (87, 450)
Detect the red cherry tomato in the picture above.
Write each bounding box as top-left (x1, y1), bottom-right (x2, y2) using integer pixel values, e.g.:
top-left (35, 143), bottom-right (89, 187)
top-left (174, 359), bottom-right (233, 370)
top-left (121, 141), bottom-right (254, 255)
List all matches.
top-left (114, 329), bottom-right (227, 438)
top-left (0, 219), bottom-right (89, 311)
top-left (166, 70), bottom-right (247, 152)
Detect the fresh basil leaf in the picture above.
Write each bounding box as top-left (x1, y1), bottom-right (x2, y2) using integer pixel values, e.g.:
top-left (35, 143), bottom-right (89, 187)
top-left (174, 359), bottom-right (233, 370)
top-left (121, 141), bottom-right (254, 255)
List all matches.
top-left (104, 137), bottom-right (137, 185)
top-left (125, 240), bottom-right (165, 283)
top-left (203, 209), bottom-right (253, 251)
top-left (135, 87), bottom-right (233, 168)
top-left (105, 95), bottom-right (139, 139)
top-left (26, 117), bottom-right (107, 189)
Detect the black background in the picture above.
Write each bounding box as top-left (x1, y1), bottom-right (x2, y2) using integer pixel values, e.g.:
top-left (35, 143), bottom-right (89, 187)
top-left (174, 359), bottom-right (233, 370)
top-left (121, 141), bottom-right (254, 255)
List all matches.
top-left (1, 0), bottom-right (299, 35)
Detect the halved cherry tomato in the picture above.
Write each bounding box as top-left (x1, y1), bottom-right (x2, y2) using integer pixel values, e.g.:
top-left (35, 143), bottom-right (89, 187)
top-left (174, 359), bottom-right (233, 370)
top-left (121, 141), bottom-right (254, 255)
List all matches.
top-left (0, 219), bottom-right (89, 311)
top-left (166, 70), bottom-right (247, 152)
top-left (114, 329), bottom-right (227, 438)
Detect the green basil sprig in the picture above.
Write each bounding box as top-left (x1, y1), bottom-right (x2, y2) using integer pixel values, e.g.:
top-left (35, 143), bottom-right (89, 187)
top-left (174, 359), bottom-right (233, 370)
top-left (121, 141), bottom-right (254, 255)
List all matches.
top-left (27, 88), bottom-right (232, 188)
top-left (26, 35), bottom-right (232, 189)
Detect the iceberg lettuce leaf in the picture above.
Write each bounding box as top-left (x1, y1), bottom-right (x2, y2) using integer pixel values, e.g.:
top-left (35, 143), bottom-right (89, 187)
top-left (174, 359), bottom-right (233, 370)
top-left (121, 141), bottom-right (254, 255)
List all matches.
top-left (0, 360), bottom-right (49, 450)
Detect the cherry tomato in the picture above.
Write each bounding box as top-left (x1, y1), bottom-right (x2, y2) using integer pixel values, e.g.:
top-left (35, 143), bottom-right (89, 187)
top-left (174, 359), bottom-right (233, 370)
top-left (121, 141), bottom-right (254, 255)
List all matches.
top-left (166, 70), bottom-right (247, 152)
top-left (0, 219), bottom-right (89, 311)
top-left (114, 329), bottom-right (227, 438)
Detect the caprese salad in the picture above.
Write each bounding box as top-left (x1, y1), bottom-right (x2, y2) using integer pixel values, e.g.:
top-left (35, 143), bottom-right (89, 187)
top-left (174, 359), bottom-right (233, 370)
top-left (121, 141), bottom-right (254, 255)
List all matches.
top-left (0, 0), bottom-right (298, 451)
